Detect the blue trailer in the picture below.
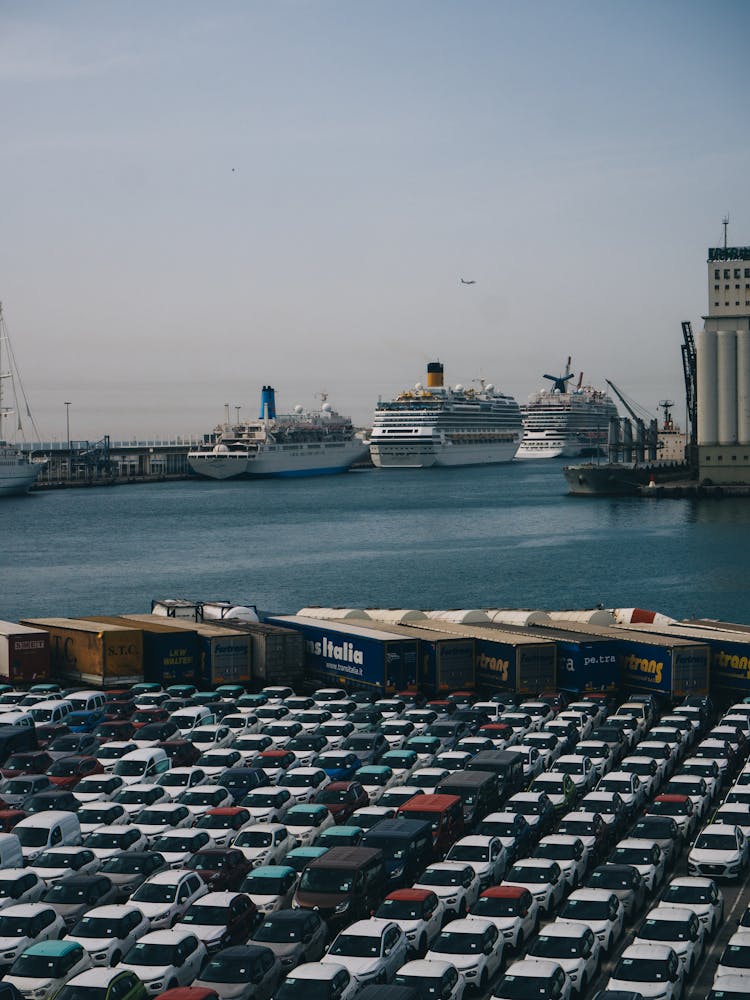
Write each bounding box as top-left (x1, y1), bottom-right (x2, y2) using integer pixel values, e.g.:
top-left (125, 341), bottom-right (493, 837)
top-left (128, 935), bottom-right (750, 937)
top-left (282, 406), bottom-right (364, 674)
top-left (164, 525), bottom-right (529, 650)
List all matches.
top-left (265, 615), bottom-right (419, 694)
top-left (356, 621), bottom-right (475, 694)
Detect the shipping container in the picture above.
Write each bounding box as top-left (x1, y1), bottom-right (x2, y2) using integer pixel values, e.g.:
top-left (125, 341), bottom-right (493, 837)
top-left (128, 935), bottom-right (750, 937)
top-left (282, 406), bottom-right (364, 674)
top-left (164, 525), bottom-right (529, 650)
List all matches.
top-left (121, 615), bottom-right (250, 687)
top-left (535, 620), bottom-right (710, 699)
top-left (266, 615), bottom-right (419, 695)
top-left (356, 619), bottom-right (475, 694)
top-left (81, 616), bottom-right (201, 687)
top-left (617, 621), bottom-right (750, 702)
top-left (403, 618), bottom-right (557, 695)
top-left (211, 620), bottom-right (304, 690)
top-left (0, 622), bottom-right (50, 685)
top-left (19, 618), bottom-right (143, 687)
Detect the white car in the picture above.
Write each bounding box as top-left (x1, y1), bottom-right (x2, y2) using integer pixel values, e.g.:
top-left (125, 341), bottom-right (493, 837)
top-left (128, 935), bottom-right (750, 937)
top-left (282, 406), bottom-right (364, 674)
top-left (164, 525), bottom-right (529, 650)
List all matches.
top-left (240, 865), bottom-right (299, 914)
top-left (284, 804), bottom-right (336, 847)
top-left (688, 823), bottom-right (750, 880)
top-left (353, 766), bottom-right (398, 804)
top-left (526, 920), bottom-right (600, 997)
top-left (66, 903), bottom-right (150, 966)
top-left (350, 806), bottom-right (398, 830)
top-left (3, 939), bottom-right (91, 997)
top-left (681, 757), bottom-right (722, 801)
top-left (426, 916), bottom-right (503, 992)
top-left (74, 773), bottom-right (126, 803)
top-left (322, 919), bottom-right (409, 988)
top-left (374, 888), bottom-right (445, 956)
top-left (524, 731), bottom-right (563, 766)
top-left (0, 903), bottom-right (67, 966)
top-left (445, 835), bottom-right (508, 889)
top-left (597, 770), bottom-right (643, 814)
top-left (264, 721), bottom-right (304, 747)
top-left (0, 870), bottom-right (46, 911)
top-left (318, 722), bottom-right (356, 749)
top-left (620, 755), bottom-right (662, 799)
top-left (96, 742), bottom-right (140, 772)
top-left (494, 958), bottom-right (571, 1000)
top-left (502, 859), bottom-right (565, 918)
top-left (556, 888), bottom-right (624, 955)
top-left (172, 890), bottom-right (257, 954)
top-left (129, 869), bottom-right (208, 929)
top-left (232, 822), bottom-right (295, 867)
top-left (468, 885), bottom-right (539, 955)
top-left (553, 754), bottom-right (597, 794)
top-left (194, 807), bottom-right (256, 849)
top-left (150, 828), bottom-right (216, 868)
top-left (634, 905), bottom-right (705, 974)
top-left (534, 835), bottom-right (588, 890)
top-left (715, 930), bottom-right (750, 986)
top-left (131, 803), bottom-right (194, 841)
top-left (186, 725), bottom-right (235, 751)
top-left (279, 961), bottom-right (358, 1000)
top-left (76, 802), bottom-right (131, 835)
top-left (663, 774), bottom-right (712, 820)
top-left (395, 958), bottom-right (465, 1000)
top-left (713, 802), bottom-right (750, 838)
top-left (278, 767), bottom-right (331, 804)
top-left (381, 721), bottom-right (416, 749)
top-left (193, 749), bottom-right (245, 778)
top-left (242, 786), bottom-right (294, 823)
top-left (410, 768), bottom-right (450, 791)
top-left (156, 767), bottom-right (209, 799)
top-left (83, 825), bottom-right (148, 860)
top-left (661, 876), bottom-right (725, 937)
top-left (116, 927), bottom-right (208, 993)
top-left (413, 862), bottom-right (481, 919)
top-left (112, 783), bottom-right (171, 817)
top-left (611, 838), bottom-right (667, 892)
top-left (177, 784), bottom-right (234, 817)
top-left (434, 751), bottom-right (472, 772)
top-left (606, 942), bottom-right (684, 1000)
top-left (27, 846), bottom-right (101, 883)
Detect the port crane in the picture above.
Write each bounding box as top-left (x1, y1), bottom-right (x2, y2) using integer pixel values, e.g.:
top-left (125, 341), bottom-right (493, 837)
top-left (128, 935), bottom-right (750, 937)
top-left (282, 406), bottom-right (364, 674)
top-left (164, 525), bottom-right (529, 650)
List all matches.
top-left (605, 380), bottom-right (658, 462)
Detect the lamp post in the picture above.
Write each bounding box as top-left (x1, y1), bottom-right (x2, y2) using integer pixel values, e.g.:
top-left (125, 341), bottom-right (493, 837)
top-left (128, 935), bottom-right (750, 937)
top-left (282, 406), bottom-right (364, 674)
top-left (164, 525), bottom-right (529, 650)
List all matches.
top-left (64, 402), bottom-right (71, 451)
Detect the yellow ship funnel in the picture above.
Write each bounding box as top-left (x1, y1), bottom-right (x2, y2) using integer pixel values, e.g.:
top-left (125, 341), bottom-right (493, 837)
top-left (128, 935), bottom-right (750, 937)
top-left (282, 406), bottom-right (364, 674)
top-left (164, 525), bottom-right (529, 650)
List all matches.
top-left (426, 362), bottom-right (444, 388)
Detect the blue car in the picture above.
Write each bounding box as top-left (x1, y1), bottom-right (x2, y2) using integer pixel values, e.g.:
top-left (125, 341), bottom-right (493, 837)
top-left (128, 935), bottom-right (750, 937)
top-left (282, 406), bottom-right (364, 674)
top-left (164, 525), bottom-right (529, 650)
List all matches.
top-left (66, 709), bottom-right (106, 733)
top-left (312, 751), bottom-right (362, 781)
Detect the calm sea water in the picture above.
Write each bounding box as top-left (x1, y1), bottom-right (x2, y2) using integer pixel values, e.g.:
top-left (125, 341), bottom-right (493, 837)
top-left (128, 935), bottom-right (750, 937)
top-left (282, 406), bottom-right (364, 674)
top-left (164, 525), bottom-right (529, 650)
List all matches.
top-left (3, 461), bottom-right (750, 626)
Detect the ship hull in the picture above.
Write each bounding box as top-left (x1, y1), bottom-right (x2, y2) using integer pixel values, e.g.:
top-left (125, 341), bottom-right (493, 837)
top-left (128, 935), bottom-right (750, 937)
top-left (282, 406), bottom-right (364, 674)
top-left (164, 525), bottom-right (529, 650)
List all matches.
top-left (0, 457), bottom-right (42, 497)
top-left (563, 461), bottom-right (691, 496)
top-left (188, 439), bottom-right (369, 480)
top-left (371, 439), bottom-right (519, 469)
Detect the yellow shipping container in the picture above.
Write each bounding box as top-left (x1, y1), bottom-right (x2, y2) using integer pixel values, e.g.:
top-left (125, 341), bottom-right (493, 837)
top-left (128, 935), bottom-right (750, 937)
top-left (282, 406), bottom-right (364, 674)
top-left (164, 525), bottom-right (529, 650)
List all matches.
top-left (20, 618), bottom-right (143, 687)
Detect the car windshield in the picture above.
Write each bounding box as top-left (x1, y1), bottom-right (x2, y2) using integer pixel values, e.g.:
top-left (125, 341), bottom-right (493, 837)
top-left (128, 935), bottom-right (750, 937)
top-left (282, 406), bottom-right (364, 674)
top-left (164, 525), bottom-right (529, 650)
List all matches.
top-left (317, 790), bottom-right (351, 804)
top-left (79, 807), bottom-right (116, 824)
top-left (191, 853), bottom-right (228, 870)
top-left (431, 930), bottom-right (484, 953)
top-left (589, 869), bottom-right (633, 890)
top-left (283, 774), bottom-right (319, 788)
top-left (9, 953), bottom-right (66, 977)
top-left (418, 869), bottom-right (464, 887)
top-left (472, 896), bottom-right (519, 917)
top-left (202, 954), bottom-right (264, 983)
top-left (361, 772), bottom-right (390, 786)
top-left (73, 915), bottom-right (127, 937)
top-left (79, 778), bottom-right (116, 793)
top-left (720, 943), bottom-right (750, 968)
top-left (98, 746), bottom-right (131, 760)
top-left (664, 884), bottom-right (711, 905)
top-left (330, 933), bottom-right (381, 957)
top-left (182, 791), bottom-right (222, 806)
top-left (696, 833), bottom-right (738, 851)
top-left (15, 827), bottom-right (50, 847)
top-left (2, 778), bottom-right (37, 794)
top-left (86, 831), bottom-right (127, 848)
top-left (613, 955), bottom-right (673, 981)
top-left (154, 835), bottom-right (200, 852)
top-left (376, 897), bottom-right (424, 920)
top-left (181, 904), bottom-right (230, 925)
top-left (640, 917), bottom-right (691, 941)
top-left (613, 848), bottom-right (653, 866)
top-left (48, 759), bottom-right (84, 776)
top-left (288, 809), bottom-right (324, 826)
top-left (236, 830), bottom-right (273, 848)
top-left (494, 974), bottom-right (553, 998)
top-left (480, 820), bottom-right (517, 837)
top-left (537, 843), bottom-right (576, 860)
top-left (394, 975), bottom-right (451, 999)
top-left (555, 761), bottom-right (583, 774)
top-left (560, 822), bottom-right (593, 837)
top-left (101, 855), bottom-right (153, 875)
top-left (35, 851), bottom-right (80, 868)
top-left (511, 800), bottom-right (545, 816)
top-left (561, 898), bottom-right (610, 920)
top-left (114, 761), bottom-right (147, 776)
top-left (198, 814), bottom-right (236, 829)
top-left (45, 883), bottom-right (91, 903)
top-left (0, 914), bottom-right (34, 935)
top-left (448, 845), bottom-right (488, 862)
top-left (55, 986), bottom-right (107, 1000)
top-left (508, 866), bottom-right (551, 884)
top-left (246, 793), bottom-right (280, 808)
top-left (530, 933), bottom-right (584, 958)
top-left (132, 882), bottom-right (176, 903)
top-left (243, 875), bottom-right (285, 894)
top-left (136, 809), bottom-right (175, 826)
top-left (159, 773), bottom-right (192, 787)
top-left (127, 941), bottom-right (178, 966)
top-left (254, 918), bottom-right (304, 943)
top-left (299, 868), bottom-right (354, 893)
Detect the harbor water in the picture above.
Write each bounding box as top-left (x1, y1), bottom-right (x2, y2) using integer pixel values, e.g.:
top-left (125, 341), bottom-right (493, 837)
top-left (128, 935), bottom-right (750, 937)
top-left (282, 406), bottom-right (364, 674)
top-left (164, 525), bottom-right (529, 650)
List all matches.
top-left (3, 461), bottom-right (750, 625)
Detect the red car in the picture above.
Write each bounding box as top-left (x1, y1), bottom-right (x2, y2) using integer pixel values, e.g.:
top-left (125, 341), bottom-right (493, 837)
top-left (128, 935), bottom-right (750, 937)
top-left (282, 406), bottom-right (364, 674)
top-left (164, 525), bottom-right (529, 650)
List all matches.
top-left (0, 751), bottom-right (54, 779)
top-left (154, 989), bottom-right (219, 1000)
top-left (257, 749), bottom-right (297, 781)
top-left (131, 708), bottom-right (169, 729)
top-left (197, 807), bottom-right (254, 840)
top-left (46, 755), bottom-right (104, 789)
top-left (314, 781), bottom-right (369, 823)
top-left (0, 809), bottom-right (27, 831)
top-left (186, 848), bottom-right (251, 892)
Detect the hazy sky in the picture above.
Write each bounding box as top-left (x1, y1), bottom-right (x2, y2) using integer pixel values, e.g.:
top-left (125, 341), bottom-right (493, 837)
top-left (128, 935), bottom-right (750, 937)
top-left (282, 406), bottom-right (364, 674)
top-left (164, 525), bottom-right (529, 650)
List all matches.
top-left (2, 0), bottom-right (748, 441)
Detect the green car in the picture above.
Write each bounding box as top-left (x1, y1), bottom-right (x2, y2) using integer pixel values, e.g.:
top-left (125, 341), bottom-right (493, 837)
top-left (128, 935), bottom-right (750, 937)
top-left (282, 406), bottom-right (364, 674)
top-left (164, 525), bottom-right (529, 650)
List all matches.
top-left (318, 824), bottom-right (364, 848)
top-left (55, 967), bottom-right (147, 1000)
top-left (285, 845), bottom-right (330, 874)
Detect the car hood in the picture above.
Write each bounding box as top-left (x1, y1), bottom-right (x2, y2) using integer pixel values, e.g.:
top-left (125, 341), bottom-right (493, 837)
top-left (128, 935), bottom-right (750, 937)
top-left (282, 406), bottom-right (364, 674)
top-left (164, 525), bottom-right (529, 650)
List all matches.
top-left (132, 901), bottom-right (172, 919)
top-left (690, 847), bottom-right (738, 863)
top-left (173, 921), bottom-right (224, 943)
top-left (0, 935), bottom-right (29, 952)
top-left (426, 950), bottom-right (480, 971)
top-left (120, 961), bottom-right (172, 981)
top-left (66, 934), bottom-right (115, 952)
top-left (4, 974), bottom-right (60, 992)
top-left (325, 955), bottom-right (382, 977)
top-left (606, 976), bottom-right (671, 998)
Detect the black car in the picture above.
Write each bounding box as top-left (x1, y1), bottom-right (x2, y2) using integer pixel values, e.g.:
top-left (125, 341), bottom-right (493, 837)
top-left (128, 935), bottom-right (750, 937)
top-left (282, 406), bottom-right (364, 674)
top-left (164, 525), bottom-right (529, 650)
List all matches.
top-left (46, 734), bottom-right (100, 760)
top-left (341, 733), bottom-right (389, 765)
top-left (99, 851), bottom-right (169, 901)
top-left (24, 789), bottom-right (81, 813)
top-left (156, 740), bottom-right (201, 767)
top-left (216, 767), bottom-right (266, 804)
top-left (135, 721), bottom-right (179, 743)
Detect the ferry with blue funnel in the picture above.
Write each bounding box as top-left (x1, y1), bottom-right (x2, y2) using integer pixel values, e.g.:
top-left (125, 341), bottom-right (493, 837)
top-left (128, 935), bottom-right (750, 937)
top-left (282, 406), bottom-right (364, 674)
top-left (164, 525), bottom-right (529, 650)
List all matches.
top-left (187, 386), bottom-right (368, 479)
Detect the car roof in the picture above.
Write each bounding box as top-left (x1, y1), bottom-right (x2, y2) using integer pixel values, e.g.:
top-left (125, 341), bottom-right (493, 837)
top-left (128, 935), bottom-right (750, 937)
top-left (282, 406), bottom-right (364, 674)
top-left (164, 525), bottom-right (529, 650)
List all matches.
top-left (339, 919), bottom-right (392, 936)
top-left (65, 968), bottom-right (129, 987)
top-left (482, 885), bottom-right (528, 899)
top-left (387, 888), bottom-right (435, 902)
top-left (23, 939), bottom-right (81, 956)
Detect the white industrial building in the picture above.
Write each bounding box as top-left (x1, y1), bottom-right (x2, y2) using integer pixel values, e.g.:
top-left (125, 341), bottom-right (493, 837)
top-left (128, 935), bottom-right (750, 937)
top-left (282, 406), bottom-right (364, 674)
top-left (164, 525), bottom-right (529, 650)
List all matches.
top-left (697, 244), bottom-right (750, 484)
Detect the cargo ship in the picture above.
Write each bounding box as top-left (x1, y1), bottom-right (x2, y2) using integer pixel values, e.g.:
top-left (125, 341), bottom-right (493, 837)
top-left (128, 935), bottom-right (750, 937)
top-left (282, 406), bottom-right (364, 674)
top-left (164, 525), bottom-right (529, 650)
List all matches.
top-left (0, 304), bottom-right (44, 496)
top-left (516, 358), bottom-right (619, 459)
top-left (369, 362), bottom-right (522, 468)
top-left (188, 386), bottom-right (369, 479)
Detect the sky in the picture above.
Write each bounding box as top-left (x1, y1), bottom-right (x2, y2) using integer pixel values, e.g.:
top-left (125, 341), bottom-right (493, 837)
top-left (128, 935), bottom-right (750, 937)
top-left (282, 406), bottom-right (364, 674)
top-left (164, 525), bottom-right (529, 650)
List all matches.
top-left (1, 0), bottom-right (749, 442)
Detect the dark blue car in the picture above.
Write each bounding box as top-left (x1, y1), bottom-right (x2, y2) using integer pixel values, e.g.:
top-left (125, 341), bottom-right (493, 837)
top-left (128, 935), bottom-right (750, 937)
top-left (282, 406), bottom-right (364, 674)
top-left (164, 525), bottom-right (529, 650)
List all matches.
top-left (312, 751), bottom-right (362, 781)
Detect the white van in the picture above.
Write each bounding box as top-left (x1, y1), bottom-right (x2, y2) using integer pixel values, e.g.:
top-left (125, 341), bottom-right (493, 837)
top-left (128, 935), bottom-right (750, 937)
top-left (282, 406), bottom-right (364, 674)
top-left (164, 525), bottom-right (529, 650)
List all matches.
top-left (0, 832), bottom-right (23, 869)
top-left (14, 811), bottom-right (82, 861)
top-left (170, 706), bottom-right (215, 736)
top-left (0, 711), bottom-right (35, 729)
top-left (64, 691), bottom-right (107, 714)
top-left (112, 748), bottom-right (170, 786)
top-left (28, 700), bottom-right (74, 727)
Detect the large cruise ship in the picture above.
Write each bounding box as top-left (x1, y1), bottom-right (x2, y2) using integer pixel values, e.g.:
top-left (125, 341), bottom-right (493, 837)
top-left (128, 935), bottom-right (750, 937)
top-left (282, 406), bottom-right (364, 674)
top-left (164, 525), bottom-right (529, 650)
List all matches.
top-left (516, 359), bottom-right (619, 460)
top-left (369, 362), bottom-right (522, 468)
top-left (188, 386), bottom-right (369, 480)
top-left (0, 304), bottom-right (43, 497)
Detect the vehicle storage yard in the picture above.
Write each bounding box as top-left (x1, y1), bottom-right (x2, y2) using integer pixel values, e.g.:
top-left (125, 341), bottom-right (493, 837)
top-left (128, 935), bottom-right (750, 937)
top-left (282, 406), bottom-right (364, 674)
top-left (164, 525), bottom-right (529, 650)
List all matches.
top-left (0, 605), bottom-right (748, 999)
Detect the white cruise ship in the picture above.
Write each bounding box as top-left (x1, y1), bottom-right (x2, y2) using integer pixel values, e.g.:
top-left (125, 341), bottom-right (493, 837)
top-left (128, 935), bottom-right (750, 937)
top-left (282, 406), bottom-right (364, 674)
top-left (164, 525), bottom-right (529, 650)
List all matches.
top-left (369, 362), bottom-right (522, 468)
top-left (516, 359), bottom-right (619, 460)
top-left (188, 386), bottom-right (369, 480)
top-left (0, 304), bottom-right (43, 497)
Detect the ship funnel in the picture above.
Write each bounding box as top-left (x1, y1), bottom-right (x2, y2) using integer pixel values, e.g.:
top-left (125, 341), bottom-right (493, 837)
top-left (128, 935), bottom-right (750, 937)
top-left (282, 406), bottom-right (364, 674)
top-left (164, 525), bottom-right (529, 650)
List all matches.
top-left (259, 385), bottom-right (277, 420)
top-left (426, 362), bottom-right (444, 388)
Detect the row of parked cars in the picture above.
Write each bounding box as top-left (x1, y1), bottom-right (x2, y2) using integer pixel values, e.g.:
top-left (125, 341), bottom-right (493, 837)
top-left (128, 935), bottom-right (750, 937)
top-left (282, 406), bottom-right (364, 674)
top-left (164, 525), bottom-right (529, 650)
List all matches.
top-left (0, 679), bottom-right (742, 1000)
